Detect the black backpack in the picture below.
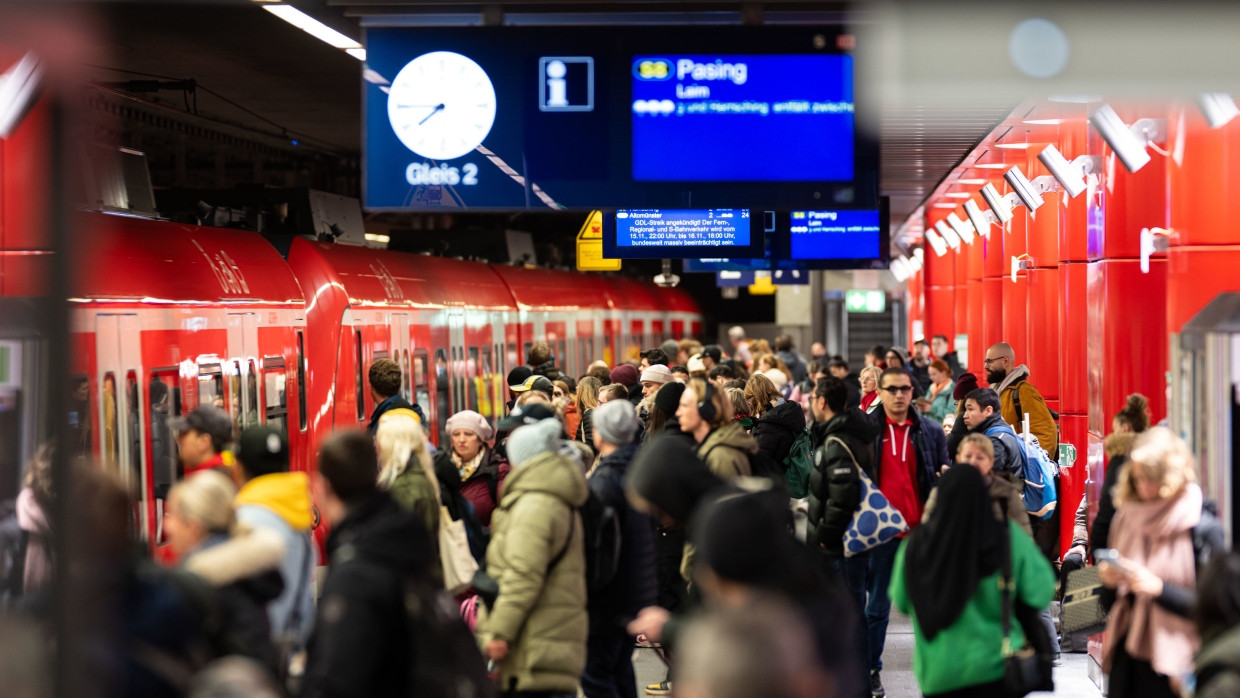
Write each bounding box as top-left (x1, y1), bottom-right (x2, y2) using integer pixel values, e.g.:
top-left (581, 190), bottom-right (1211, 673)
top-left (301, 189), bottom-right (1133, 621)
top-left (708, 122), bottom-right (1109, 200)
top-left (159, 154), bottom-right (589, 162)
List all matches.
top-left (548, 490), bottom-right (622, 593)
top-left (403, 577), bottom-right (496, 698)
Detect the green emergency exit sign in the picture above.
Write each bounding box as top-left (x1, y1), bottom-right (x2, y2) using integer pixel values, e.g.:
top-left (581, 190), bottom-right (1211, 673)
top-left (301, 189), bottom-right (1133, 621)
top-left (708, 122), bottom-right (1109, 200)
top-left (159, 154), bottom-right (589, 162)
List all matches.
top-left (846, 290), bottom-right (886, 313)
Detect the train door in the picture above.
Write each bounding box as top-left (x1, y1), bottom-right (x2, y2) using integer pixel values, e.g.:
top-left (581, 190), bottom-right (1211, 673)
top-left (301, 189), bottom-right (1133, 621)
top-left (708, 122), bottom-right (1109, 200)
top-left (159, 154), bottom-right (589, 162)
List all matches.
top-left (227, 313), bottom-right (260, 432)
top-left (390, 313), bottom-right (412, 404)
top-left (96, 314), bottom-right (149, 539)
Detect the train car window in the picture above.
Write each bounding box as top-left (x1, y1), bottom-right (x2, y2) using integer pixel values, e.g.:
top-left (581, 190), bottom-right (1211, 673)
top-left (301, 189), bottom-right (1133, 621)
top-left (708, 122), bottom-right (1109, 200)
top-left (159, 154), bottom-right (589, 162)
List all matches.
top-left (434, 348), bottom-right (450, 444)
top-left (296, 332), bottom-right (307, 432)
top-left (261, 358), bottom-right (288, 439)
top-left (125, 372), bottom-right (143, 495)
top-left (468, 346), bottom-right (481, 414)
top-left (452, 346), bottom-right (464, 413)
top-left (68, 374), bottom-right (91, 458)
top-left (101, 372), bottom-right (119, 472)
top-left (373, 350), bottom-right (389, 360)
top-left (483, 344), bottom-right (496, 421)
top-left (148, 371), bottom-right (178, 500)
top-left (355, 329), bottom-right (365, 422)
top-left (401, 349), bottom-right (412, 403)
top-left (413, 350), bottom-right (430, 436)
top-left (244, 360), bottom-right (260, 429)
top-left (507, 342), bottom-right (518, 372)
top-left (522, 342), bottom-right (532, 365)
top-left (229, 360), bottom-right (243, 435)
top-left (556, 339), bottom-right (567, 374)
top-left (197, 363), bottom-right (224, 411)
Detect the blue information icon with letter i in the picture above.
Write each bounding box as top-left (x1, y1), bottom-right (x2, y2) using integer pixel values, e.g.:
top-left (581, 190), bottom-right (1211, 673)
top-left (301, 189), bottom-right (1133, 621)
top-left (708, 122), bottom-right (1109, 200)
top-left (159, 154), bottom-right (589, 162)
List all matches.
top-left (539, 56), bottom-right (595, 112)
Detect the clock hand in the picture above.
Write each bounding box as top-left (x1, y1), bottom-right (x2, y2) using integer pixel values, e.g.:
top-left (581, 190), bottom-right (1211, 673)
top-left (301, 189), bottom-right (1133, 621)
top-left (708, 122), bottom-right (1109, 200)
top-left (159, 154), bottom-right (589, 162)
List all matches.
top-left (418, 103), bottom-right (446, 126)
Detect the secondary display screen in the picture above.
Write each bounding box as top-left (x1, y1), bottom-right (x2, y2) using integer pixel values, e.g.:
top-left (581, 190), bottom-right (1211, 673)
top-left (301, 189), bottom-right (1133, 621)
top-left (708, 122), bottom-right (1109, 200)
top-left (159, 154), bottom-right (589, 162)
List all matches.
top-left (363, 26), bottom-right (877, 211)
top-left (604, 208), bottom-right (764, 259)
top-left (789, 209), bottom-right (882, 259)
top-left (631, 55), bottom-right (853, 182)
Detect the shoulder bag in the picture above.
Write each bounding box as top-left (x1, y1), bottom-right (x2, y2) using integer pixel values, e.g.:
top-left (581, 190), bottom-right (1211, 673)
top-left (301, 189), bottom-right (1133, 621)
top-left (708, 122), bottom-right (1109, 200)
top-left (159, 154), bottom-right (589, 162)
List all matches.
top-left (829, 436), bottom-right (909, 558)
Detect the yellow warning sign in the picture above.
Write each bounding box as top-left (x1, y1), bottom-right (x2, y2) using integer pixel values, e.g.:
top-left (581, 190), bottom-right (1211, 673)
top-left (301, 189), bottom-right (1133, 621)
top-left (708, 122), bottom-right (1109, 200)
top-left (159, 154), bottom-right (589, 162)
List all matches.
top-left (748, 273), bottom-right (776, 295)
top-left (576, 210), bottom-right (621, 271)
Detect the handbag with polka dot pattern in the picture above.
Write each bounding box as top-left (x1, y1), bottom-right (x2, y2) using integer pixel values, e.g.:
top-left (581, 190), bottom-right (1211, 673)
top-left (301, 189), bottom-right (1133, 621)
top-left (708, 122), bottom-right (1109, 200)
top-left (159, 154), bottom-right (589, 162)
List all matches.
top-left (826, 436), bottom-right (909, 558)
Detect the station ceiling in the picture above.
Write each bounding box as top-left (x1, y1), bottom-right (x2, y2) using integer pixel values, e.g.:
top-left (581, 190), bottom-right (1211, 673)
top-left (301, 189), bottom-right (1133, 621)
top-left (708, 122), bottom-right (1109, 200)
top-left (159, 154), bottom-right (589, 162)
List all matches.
top-left (91, 1), bottom-right (1018, 241)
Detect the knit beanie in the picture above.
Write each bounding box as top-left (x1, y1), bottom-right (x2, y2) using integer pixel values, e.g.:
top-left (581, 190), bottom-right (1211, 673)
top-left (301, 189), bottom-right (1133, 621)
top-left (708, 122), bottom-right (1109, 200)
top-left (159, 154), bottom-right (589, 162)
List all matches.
top-left (640, 364), bottom-right (675, 385)
top-left (506, 418), bottom-right (562, 468)
top-left (610, 364), bottom-right (640, 387)
top-left (693, 491), bottom-right (791, 585)
top-left (654, 382), bottom-right (686, 416)
top-left (953, 372), bottom-right (980, 400)
top-left (445, 410), bottom-right (494, 442)
top-left (593, 398), bottom-right (639, 446)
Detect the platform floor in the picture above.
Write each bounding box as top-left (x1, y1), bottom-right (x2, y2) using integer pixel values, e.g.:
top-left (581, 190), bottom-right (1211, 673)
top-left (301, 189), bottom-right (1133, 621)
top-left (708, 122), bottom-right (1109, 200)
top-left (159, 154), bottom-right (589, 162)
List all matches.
top-left (631, 611), bottom-right (1103, 698)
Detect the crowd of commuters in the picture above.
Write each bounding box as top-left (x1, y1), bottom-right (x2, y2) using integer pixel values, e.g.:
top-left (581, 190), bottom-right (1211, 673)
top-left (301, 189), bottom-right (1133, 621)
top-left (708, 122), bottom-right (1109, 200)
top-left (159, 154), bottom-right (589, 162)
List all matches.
top-left (0, 328), bottom-right (1236, 698)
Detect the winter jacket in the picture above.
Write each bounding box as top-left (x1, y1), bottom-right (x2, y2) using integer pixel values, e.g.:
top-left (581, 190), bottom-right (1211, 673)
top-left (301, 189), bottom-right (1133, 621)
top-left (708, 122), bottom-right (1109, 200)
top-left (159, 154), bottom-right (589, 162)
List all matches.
top-left (696, 421), bottom-right (760, 480)
top-left (183, 529), bottom-right (285, 674)
top-left (531, 360), bottom-right (565, 382)
top-left (368, 394), bottom-right (427, 436)
top-left (972, 413), bottom-right (1026, 484)
top-left (477, 450), bottom-right (589, 694)
top-left (576, 407), bottom-right (595, 453)
top-left (235, 472), bottom-right (316, 651)
top-left (657, 417), bottom-right (696, 446)
top-left (911, 360), bottom-right (932, 396)
top-left (923, 473), bottom-right (1031, 535)
top-left (303, 493), bottom-right (435, 698)
top-left (942, 351), bottom-right (964, 379)
top-left (807, 409), bottom-right (880, 556)
top-left (387, 459), bottom-right (440, 542)
top-left (562, 402), bottom-right (581, 444)
top-left (923, 380), bottom-right (956, 425)
top-left (15, 488), bottom-right (52, 596)
top-left (777, 350), bottom-right (810, 385)
top-left (996, 366), bottom-right (1058, 456)
top-left (891, 521), bottom-right (1055, 695)
top-left (1090, 431), bottom-right (1136, 553)
top-left (1196, 625), bottom-right (1240, 698)
top-left (869, 410), bottom-right (949, 504)
top-left (750, 400), bottom-right (808, 464)
top-left (587, 444), bottom-right (657, 632)
top-left (433, 447), bottom-right (509, 528)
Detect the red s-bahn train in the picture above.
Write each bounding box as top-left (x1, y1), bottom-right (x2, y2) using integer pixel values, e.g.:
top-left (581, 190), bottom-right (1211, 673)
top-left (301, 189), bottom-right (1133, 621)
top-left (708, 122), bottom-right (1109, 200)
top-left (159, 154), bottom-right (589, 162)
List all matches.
top-left (57, 212), bottom-right (701, 543)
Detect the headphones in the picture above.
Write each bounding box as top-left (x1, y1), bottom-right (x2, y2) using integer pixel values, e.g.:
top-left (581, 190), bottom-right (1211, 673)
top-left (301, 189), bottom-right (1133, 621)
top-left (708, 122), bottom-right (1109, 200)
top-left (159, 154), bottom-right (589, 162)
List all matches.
top-left (697, 379), bottom-right (718, 422)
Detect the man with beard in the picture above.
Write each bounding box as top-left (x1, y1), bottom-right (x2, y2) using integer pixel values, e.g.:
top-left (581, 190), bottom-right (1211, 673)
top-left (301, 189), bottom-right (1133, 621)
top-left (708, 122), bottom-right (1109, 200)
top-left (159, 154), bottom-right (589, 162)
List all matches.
top-left (982, 342), bottom-right (1058, 456)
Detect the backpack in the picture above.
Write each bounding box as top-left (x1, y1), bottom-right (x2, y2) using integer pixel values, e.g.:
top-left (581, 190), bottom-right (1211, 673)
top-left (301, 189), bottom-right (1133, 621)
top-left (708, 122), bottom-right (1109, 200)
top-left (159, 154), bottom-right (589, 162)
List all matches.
top-left (782, 429), bottom-right (815, 499)
top-left (403, 577), bottom-right (496, 698)
top-left (985, 423), bottom-right (1059, 519)
top-left (579, 490), bottom-right (623, 592)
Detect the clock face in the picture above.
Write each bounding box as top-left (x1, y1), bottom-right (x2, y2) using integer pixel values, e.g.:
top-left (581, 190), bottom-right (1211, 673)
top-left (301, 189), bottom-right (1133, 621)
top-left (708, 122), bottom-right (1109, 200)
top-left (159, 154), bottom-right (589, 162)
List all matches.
top-left (387, 51), bottom-right (497, 161)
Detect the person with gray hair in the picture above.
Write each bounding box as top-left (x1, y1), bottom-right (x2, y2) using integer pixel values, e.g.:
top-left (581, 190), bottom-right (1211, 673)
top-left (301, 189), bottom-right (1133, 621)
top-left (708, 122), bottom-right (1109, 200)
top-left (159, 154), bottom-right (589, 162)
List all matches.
top-left (583, 400), bottom-right (657, 698)
top-left (477, 418), bottom-right (589, 695)
top-left (727, 326), bottom-right (752, 367)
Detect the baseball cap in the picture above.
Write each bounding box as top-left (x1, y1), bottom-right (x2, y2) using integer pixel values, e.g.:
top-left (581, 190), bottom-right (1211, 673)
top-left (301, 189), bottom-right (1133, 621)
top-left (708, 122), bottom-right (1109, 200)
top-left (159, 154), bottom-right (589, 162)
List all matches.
top-left (511, 374), bottom-right (555, 395)
top-left (701, 345), bottom-right (723, 363)
top-left (170, 406), bottom-right (234, 445)
top-left (507, 366), bottom-right (533, 390)
top-left (497, 402), bottom-right (558, 430)
top-left (235, 425), bottom-right (289, 475)
top-left (687, 354), bottom-right (707, 373)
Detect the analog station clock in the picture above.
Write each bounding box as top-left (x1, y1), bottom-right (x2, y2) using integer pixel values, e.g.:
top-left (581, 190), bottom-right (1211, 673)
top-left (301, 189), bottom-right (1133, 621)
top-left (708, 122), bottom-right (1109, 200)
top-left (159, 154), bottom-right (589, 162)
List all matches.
top-left (386, 51), bottom-right (497, 161)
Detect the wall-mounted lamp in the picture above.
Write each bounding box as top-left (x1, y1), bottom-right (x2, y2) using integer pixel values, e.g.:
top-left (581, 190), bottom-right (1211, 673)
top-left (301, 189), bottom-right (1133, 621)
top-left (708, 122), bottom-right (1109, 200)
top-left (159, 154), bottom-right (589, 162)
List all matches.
top-left (1003, 166), bottom-right (1056, 211)
top-left (925, 228), bottom-right (948, 256)
top-left (1037, 144), bottom-right (1102, 198)
top-left (980, 182), bottom-right (1016, 224)
top-left (1139, 227), bottom-right (1171, 274)
top-left (1010, 254), bottom-right (1034, 283)
top-left (946, 212), bottom-right (975, 245)
top-left (963, 199), bottom-right (999, 236)
top-left (1199, 93), bottom-right (1240, 130)
top-left (1089, 103), bottom-right (1166, 173)
top-left (935, 220), bottom-right (961, 249)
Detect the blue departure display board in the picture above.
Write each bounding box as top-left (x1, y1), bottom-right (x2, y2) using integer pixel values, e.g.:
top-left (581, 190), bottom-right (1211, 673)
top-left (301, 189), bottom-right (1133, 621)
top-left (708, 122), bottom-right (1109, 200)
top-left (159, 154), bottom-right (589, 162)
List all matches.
top-left (789, 209), bottom-right (882, 259)
top-left (362, 26), bottom-right (877, 211)
top-left (631, 55), bottom-right (853, 182)
top-left (603, 208), bottom-right (764, 259)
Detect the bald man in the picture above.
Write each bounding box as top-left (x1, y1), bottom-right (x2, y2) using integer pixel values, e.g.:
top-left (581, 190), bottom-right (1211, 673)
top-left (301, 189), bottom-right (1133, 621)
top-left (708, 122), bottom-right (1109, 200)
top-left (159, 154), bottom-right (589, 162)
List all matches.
top-left (983, 342), bottom-right (1058, 456)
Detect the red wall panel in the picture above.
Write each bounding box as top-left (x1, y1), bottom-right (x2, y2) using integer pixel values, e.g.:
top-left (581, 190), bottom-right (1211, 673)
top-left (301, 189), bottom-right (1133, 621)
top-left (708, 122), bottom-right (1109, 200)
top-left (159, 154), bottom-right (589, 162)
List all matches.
top-left (1002, 274), bottom-right (1028, 369)
top-left (1026, 268), bottom-right (1060, 401)
top-left (924, 286), bottom-right (956, 345)
top-left (1059, 263), bottom-right (1090, 416)
top-left (1166, 248), bottom-right (1240, 334)
top-left (1169, 110), bottom-right (1240, 247)
top-left (967, 278), bottom-right (984, 376)
top-left (980, 277), bottom-right (1004, 385)
top-left (1089, 259), bottom-right (1169, 430)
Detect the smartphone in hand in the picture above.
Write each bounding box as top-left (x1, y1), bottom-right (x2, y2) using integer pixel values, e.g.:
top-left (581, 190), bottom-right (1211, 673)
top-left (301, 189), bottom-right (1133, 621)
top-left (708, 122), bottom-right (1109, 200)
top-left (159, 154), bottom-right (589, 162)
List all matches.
top-left (1094, 548), bottom-right (1131, 572)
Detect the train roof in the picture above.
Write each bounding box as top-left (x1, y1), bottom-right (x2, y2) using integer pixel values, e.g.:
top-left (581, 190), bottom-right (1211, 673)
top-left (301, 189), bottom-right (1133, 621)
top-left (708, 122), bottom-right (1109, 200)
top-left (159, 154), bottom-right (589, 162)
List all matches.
top-left (291, 238), bottom-right (517, 310)
top-left (72, 213), bottom-right (305, 306)
top-left (488, 264), bottom-right (615, 311)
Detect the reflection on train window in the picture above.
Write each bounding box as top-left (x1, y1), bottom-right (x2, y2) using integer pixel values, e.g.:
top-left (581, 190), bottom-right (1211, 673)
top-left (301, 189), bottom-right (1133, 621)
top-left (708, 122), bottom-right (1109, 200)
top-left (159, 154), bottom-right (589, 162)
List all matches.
top-left (483, 345), bottom-right (496, 421)
top-left (557, 339), bottom-right (567, 374)
top-left (401, 349), bottom-right (411, 403)
top-left (102, 372), bottom-right (119, 472)
top-left (229, 360), bottom-right (243, 435)
top-left (434, 348), bottom-right (449, 444)
top-left (68, 374), bottom-right (91, 457)
top-left (296, 332), bottom-right (307, 432)
top-left (507, 342), bottom-right (518, 372)
top-left (244, 360), bottom-right (259, 429)
top-left (197, 363), bottom-right (224, 412)
top-left (468, 346), bottom-right (481, 414)
top-left (262, 358), bottom-right (288, 439)
top-left (355, 330), bottom-right (365, 422)
top-left (149, 371), bottom-right (178, 499)
top-left (413, 350), bottom-right (430, 438)
top-left (523, 342), bottom-right (532, 365)
top-left (125, 372), bottom-right (143, 494)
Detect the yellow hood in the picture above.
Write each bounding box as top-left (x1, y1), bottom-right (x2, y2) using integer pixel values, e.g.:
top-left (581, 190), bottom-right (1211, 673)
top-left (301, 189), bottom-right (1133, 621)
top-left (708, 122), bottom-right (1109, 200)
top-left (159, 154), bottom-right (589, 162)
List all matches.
top-left (235, 472), bottom-right (314, 531)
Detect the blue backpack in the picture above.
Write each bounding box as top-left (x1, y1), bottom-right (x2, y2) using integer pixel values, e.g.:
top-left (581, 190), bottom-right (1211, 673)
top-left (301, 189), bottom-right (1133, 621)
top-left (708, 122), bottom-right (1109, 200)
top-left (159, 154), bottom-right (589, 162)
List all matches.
top-left (985, 423), bottom-right (1059, 519)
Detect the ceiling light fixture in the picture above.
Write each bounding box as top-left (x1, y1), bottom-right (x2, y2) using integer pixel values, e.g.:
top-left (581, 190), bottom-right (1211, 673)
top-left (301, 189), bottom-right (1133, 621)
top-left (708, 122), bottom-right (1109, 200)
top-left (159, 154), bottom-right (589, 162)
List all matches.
top-left (944, 192), bottom-right (972, 198)
top-left (1003, 165), bottom-right (1058, 211)
top-left (925, 228), bottom-right (948, 257)
top-left (1088, 103), bottom-right (1166, 173)
top-left (1037, 144), bottom-right (1101, 198)
top-left (935, 220), bottom-right (961, 250)
top-left (263, 4), bottom-right (365, 61)
top-left (964, 199), bottom-right (999, 236)
top-left (946, 212), bottom-right (976, 245)
top-left (981, 182), bottom-right (1017, 224)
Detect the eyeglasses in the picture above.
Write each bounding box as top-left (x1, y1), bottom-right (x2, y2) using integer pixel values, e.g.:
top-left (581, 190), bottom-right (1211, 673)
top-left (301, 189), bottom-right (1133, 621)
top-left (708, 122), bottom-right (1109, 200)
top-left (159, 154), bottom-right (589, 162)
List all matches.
top-left (983, 357), bottom-right (1004, 366)
top-left (880, 385), bottom-right (914, 395)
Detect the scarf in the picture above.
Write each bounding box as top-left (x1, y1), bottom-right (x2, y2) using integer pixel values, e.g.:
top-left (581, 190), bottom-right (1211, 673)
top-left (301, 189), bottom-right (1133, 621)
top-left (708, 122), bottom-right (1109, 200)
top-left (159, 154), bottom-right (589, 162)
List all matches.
top-left (928, 378), bottom-right (952, 401)
top-left (453, 448), bottom-right (487, 482)
top-left (995, 364), bottom-right (1030, 395)
top-left (904, 465), bottom-right (1004, 641)
top-left (1102, 483), bottom-right (1202, 678)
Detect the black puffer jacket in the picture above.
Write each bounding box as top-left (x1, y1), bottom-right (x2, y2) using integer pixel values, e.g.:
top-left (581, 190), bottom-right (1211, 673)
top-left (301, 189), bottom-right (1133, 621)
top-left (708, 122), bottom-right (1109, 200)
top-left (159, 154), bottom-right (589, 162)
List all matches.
top-left (588, 444), bottom-right (657, 632)
top-left (750, 401), bottom-right (807, 464)
top-left (807, 409), bottom-right (881, 557)
top-left (303, 493), bottom-right (435, 698)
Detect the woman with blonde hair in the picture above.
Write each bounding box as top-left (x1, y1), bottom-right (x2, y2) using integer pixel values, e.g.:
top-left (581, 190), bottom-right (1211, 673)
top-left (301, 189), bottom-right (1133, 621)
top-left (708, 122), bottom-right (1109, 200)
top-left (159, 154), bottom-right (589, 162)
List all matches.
top-left (743, 373), bottom-right (783, 418)
top-left (375, 411), bottom-right (441, 539)
top-left (575, 376), bottom-right (602, 450)
top-left (165, 470), bottom-right (284, 673)
top-left (726, 386), bottom-right (753, 430)
top-left (858, 366), bottom-right (882, 413)
top-left (746, 373), bottom-right (807, 471)
top-left (1099, 427), bottom-right (1225, 698)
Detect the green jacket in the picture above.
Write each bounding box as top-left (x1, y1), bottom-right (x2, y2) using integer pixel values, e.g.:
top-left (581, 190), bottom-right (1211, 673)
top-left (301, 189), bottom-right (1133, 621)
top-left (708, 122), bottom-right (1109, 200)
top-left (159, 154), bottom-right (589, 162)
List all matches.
top-left (387, 461), bottom-right (442, 583)
top-left (890, 520), bottom-right (1055, 695)
top-left (696, 421), bottom-right (758, 481)
top-left (924, 382), bottom-right (956, 425)
top-left (1197, 625), bottom-right (1240, 698)
top-left (476, 451), bottom-right (589, 693)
